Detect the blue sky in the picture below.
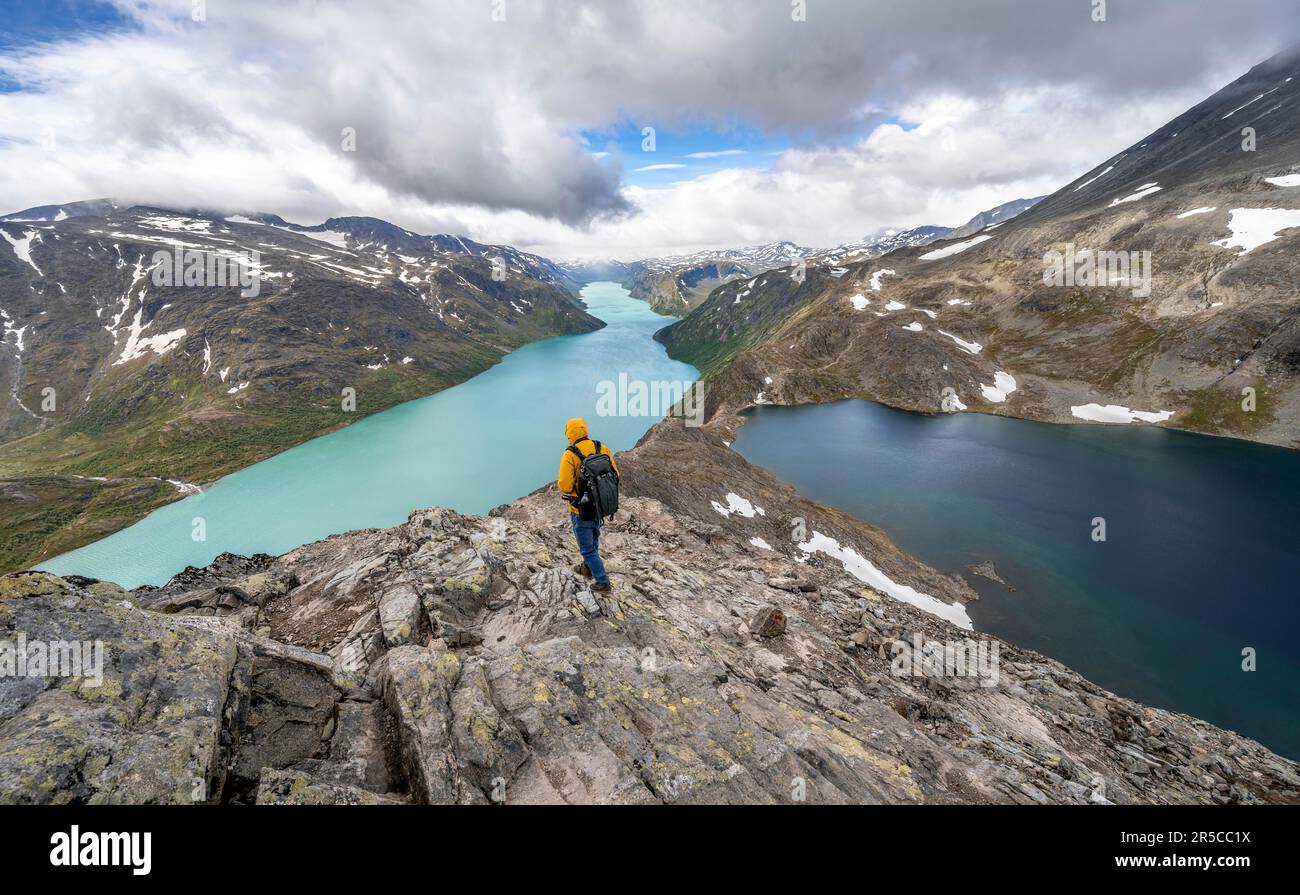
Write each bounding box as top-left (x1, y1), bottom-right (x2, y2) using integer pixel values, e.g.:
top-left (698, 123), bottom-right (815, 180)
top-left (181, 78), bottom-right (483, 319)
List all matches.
top-left (0, 0), bottom-right (132, 92)
top-left (581, 116), bottom-right (924, 189)
top-left (0, 0), bottom-right (131, 48)
top-left (581, 122), bottom-right (785, 188)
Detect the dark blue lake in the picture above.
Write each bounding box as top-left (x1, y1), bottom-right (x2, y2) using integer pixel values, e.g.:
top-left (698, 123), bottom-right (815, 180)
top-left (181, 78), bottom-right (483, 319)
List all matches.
top-left (733, 400), bottom-right (1300, 760)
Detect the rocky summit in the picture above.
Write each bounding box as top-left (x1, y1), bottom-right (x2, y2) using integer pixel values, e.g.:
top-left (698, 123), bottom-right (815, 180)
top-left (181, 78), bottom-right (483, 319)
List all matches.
top-left (2, 422), bottom-right (1296, 805)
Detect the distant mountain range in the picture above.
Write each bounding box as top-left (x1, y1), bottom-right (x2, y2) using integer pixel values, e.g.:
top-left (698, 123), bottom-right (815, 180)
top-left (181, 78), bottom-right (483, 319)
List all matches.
top-left (567, 198), bottom-right (1045, 317)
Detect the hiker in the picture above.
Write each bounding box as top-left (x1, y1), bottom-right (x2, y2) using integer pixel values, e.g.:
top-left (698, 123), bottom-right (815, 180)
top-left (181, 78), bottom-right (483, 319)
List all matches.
top-left (557, 417), bottom-right (620, 592)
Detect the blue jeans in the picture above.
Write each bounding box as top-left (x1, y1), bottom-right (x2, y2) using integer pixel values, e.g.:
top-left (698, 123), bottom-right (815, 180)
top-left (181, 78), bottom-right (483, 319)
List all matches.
top-left (570, 515), bottom-right (609, 585)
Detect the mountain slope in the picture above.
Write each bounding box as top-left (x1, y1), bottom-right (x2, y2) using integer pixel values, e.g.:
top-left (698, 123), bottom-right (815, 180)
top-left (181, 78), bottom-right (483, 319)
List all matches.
top-left (661, 47), bottom-right (1300, 449)
top-left (0, 205), bottom-right (600, 573)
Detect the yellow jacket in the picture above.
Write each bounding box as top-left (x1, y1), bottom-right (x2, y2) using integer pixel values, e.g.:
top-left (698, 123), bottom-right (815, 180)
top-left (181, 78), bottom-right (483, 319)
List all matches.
top-left (557, 418), bottom-right (619, 514)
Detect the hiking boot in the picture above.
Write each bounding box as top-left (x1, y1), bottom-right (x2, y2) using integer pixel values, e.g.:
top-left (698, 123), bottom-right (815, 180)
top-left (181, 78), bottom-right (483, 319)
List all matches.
top-left (574, 562), bottom-right (593, 579)
top-left (591, 581), bottom-right (612, 593)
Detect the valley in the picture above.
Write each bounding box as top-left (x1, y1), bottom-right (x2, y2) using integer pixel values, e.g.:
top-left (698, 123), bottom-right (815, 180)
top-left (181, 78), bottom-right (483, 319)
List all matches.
top-left (37, 282), bottom-right (696, 588)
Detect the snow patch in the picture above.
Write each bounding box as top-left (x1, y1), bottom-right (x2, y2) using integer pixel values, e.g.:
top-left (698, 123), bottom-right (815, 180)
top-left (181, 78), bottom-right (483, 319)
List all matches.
top-left (113, 304), bottom-right (186, 366)
top-left (849, 293), bottom-right (869, 310)
top-left (1, 228), bottom-right (43, 274)
top-left (937, 330), bottom-right (983, 354)
top-left (920, 234), bottom-right (992, 260)
top-left (1109, 183), bottom-right (1162, 207)
top-left (798, 531), bottom-right (973, 630)
top-left (869, 268), bottom-right (896, 291)
top-left (749, 537), bottom-right (773, 551)
top-left (711, 492), bottom-right (766, 519)
top-left (1073, 165), bottom-right (1114, 192)
top-left (979, 372), bottom-right (1017, 403)
top-left (1211, 208), bottom-right (1300, 255)
top-left (1177, 206), bottom-right (1217, 219)
top-left (301, 229), bottom-right (351, 248)
top-left (1071, 403), bottom-right (1173, 424)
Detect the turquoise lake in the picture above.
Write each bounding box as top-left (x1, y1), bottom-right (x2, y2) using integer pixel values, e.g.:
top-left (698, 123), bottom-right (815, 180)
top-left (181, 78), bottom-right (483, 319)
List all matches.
top-left (733, 400), bottom-right (1300, 760)
top-left (41, 282), bottom-right (697, 589)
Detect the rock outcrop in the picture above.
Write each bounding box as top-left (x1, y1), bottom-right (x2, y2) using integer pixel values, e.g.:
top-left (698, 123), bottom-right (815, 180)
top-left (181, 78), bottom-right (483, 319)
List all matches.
top-left (4, 432), bottom-right (1297, 803)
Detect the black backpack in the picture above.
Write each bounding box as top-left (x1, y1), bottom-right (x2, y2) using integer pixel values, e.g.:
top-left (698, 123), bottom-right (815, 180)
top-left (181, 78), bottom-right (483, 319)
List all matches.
top-left (568, 440), bottom-right (620, 521)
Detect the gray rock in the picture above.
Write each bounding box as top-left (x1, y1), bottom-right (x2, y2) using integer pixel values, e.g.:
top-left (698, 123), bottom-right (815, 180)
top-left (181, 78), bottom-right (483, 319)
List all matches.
top-left (378, 584), bottom-right (422, 647)
top-left (255, 767), bottom-right (402, 805)
top-left (575, 590), bottom-right (602, 616)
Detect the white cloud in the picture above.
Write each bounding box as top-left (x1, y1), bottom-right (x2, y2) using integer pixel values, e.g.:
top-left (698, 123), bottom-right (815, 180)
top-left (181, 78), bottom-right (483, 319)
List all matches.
top-left (0, 0), bottom-right (1293, 259)
top-left (504, 87), bottom-right (1206, 259)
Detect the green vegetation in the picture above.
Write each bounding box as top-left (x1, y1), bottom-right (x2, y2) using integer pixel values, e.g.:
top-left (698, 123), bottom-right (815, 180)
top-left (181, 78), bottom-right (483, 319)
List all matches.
top-left (0, 361), bottom-right (486, 575)
top-left (1179, 382), bottom-right (1275, 438)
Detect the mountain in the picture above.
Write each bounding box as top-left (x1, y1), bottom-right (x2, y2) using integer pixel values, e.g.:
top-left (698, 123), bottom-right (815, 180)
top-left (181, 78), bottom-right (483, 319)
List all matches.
top-left (816, 199), bottom-right (1045, 266)
top-left (0, 204), bottom-right (600, 573)
top-left (659, 46), bottom-right (1300, 450)
top-left (614, 242), bottom-right (815, 316)
top-left (1, 198), bottom-right (123, 222)
top-left (948, 196), bottom-right (1047, 238)
top-left (605, 199), bottom-right (1045, 318)
top-left (817, 225), bottom-right (955, 266)
top-left (4, 417), bottom-right (1296, 804)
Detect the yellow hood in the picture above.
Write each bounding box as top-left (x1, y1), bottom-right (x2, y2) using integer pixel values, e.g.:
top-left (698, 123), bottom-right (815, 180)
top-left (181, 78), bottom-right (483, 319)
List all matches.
top-left (565, 418), bottom-right (589, 444)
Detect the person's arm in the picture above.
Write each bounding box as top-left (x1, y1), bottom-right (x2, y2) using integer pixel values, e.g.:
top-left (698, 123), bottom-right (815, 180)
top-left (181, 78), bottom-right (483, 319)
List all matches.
top-left (604, 444), bottom-right (620, 478)
top-left (557, 451), bottom-right (578, 499)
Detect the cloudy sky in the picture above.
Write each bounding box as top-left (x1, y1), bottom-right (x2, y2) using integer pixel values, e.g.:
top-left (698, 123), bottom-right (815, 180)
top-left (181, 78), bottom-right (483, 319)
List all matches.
top-left (1, 0), bottom-right (1297, 260)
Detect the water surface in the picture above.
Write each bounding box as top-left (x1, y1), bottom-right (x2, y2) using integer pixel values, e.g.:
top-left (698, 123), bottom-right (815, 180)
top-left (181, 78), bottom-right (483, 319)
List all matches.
top-left (733, 399), bottom-right (1300, 759)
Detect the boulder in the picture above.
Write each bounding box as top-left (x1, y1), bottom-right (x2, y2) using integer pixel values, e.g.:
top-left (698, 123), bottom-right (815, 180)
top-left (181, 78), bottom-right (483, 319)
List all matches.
top-left (750, 604), bottom-right (788, 638)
